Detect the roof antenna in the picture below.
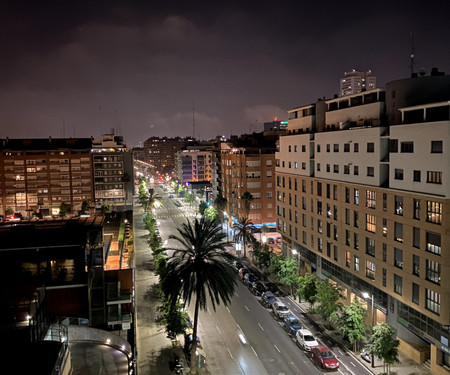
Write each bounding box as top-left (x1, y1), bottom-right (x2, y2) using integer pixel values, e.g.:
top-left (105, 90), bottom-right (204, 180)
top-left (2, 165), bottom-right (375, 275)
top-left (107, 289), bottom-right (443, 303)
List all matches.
top-left (410, 31), bottom-right (415, 77)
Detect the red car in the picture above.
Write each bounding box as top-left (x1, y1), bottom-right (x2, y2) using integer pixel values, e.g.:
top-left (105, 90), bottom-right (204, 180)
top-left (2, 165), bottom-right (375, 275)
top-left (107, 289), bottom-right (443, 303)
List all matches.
top-left (311, 345), bottom-right (339, 370)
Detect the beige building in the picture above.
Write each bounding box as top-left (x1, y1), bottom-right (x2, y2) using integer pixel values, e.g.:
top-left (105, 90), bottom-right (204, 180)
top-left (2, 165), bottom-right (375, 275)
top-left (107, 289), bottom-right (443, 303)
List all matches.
top-left (276, 73), bottom-right (450, 374)
top-left (221, 143), bottom-right (276, 228)
top-left (0, 137), bottom-right (94, 217)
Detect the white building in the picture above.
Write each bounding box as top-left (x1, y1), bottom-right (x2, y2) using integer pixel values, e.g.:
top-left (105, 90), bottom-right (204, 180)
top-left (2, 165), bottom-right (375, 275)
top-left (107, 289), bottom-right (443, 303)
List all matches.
top-left (340, 69), bottom-right (376, 96)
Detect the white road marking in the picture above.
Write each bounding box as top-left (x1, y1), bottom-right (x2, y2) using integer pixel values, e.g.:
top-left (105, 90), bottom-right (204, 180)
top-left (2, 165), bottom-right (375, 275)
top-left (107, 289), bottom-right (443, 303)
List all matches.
top-left (251, 346), bottom-right (258, 357)
top-left (226, 306), bottom-right (231, 313)
top-left (258, 323), bottom-right (264, 331)
top-left (274, 344), bottom-right (281, 353)
top-left (227, 348), bottom-right (233, 359)
top-left (244, 305), bottom-right (250, 311)
top-left (235, 292), bottom-right (239, 297)
top-left (207, 308), bottom-right (211, 316)
top-left (350, 361), bottom-right (356, 367)
top-left (216, 325), bottom-right (221, 335)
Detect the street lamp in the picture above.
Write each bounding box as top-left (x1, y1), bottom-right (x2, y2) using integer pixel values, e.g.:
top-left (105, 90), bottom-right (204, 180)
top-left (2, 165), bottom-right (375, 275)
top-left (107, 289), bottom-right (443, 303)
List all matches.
top-left (363, 292), bottom-right (375, 368)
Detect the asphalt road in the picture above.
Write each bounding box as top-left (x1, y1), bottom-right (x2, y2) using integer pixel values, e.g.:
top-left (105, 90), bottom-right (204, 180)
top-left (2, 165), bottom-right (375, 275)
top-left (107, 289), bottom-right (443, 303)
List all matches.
top-left (153, 183), bottom-right (372, 375)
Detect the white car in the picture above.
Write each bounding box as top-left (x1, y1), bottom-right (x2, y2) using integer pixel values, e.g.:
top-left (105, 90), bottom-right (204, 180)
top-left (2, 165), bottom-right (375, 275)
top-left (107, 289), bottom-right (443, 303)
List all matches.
top-left (272, 301), bottom-right (291, 319)
top-left (296, 329), bottom-right (319, 351)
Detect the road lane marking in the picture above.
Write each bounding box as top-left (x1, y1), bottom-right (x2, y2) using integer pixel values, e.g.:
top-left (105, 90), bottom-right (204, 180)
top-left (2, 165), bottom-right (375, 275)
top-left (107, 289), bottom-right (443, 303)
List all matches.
top-left (251, 346), bottom-right (258, 357)
top-left (216, 325), bottom-right (221, 335)
top-left (258, 323), bottom-right (264, 331)
top-left (227, 348), bottom-right (233, 360)
top-left (207, 308), bottom-right (211, 316)
top-left (350, 361), bottom-right (356, 367)
top-left (226, 306), bottom-right (231, 313)
top-left (274, 344), bottom-right (281, 353)
top-left (244, 305), bottom-right (249, 311)
top-left (235, 292), bottom-right (239, 297)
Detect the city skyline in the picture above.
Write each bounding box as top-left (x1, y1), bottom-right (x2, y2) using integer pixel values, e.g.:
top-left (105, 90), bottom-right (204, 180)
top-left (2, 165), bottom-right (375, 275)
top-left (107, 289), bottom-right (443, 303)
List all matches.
top-left (0, 0), bottom-right (449, 146)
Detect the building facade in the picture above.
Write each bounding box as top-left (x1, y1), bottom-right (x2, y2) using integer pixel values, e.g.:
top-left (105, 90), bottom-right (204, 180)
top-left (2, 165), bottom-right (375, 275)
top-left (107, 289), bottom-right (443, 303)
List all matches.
top-left (176, 149), bottom-right (213, 184)
top-left (277, 72), bottom-right (450, 374)
top-left (340, 69), bottom-right (377, 97)
top-left (92, 133), bottom-right (134, 211)
top-left (0, 137), bottom-right (94, 217)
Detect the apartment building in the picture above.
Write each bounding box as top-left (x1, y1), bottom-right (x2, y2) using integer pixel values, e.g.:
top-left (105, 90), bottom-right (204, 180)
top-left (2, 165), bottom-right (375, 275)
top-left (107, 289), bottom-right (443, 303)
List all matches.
top-left (339, 69), bottom-right (377, 96)
top-left (221, 140), bottom-right (276, 228)
top-left (143, 136), bottom-right (194, 174)
top-left (276, 72), bottom-right (450, 374)
top-left (92, 133), bottom-right (134, 211)
top-left (0, 137), bottom-right (94, 217)
top-left (176, 149), bottom-right (213, 184)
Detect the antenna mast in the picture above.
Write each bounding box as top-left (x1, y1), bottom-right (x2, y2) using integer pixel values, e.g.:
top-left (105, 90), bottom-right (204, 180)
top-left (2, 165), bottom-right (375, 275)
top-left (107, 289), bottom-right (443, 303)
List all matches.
top-left (410, 31), bottom-right (415, 76)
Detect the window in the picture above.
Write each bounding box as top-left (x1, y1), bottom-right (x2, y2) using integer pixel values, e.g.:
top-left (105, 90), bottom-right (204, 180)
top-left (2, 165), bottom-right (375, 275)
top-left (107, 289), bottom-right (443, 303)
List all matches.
top-left (426, 232), bottom-right (441, 255)
top-left (318, 238), bottom-right (323, 252)
top-left (383, 193), bottom-right (387, 211)
top-left (294, 162), bottom-right (298, 169)
top-left (354, 256), bottom-right (359, 271)
top-left (413, 227), bottom-right (420, 248)
top-left (394, 248), bottom-right (403, 269)
top-left (317, 182), bottom-right (322, 196)
top-left (302, 145), bottom-right (306, 152)
top-left (334, 144), bottom-right (339, 152)
top-left (382, 243), bottom-right (387, 261)
top-left (326, 144), bottom-right (330, 152)
top-left (366, 214), bottom-right (376, 233)
top-left (317, 163), bottom-right (321, 171)
top-left (354, 211), bottom-right (359, 228)
top-left (382, 218), bottom-right (387, 237)
top-left (394, 274), bottom-right (402, 295)
top-left (345, 209), bottom-right (350, 225)
top-left (333, 185), bottom-right (338, 200)
top-left (345, 230), bottom-right (350, 245)
top-left (382, 268), bottom-right (387, 287)
top-left (354, 233), bottom-right (359, 250)
top-left (326, 203), bottom-right (331, 218)
top-left (302, 180), bottom-right (306, 192)
top-left (288, 145), bottom-right (292, 152)
top-left (344, 165), bottom-right (350, 174)
top-left (346, 251), bottom-right (351, 267)
top-left (301, 162), bottom-right (306, 170)
top-left (366, 261), bottom-right (375, 279)
top-left (394, 196), bottom-right (403, 215)
top-left (354, 143), bottom-right (359, 152)
top-left (394, 169), bottom-right (404, 180)
top-left (426, 289), bottom-right (440, 314)
top-left (333, 164), bottom-right (339, 173)
top-left (413, 170), bottom-right (421, 182)
top-left (400, 141), bottom-right (414, 153)
top-left (354, 166), bottom-right (359, 175)
top-left (354, 189), bottom-right (359, 205)
top-left (334, 245), bottom-right (338, 261)
top-left (326, 164), bottom-right (330, 172)
top-left (412, 283), bottom-right (419, 305)
top-left (413, 199), bottom-right (420, 220)
top-left (366, 237), bottom-right (375, 256)
top-left (366, 190), bottom-right (376, 208)
top-left (344, 143), bottom-right (350, 152)
top-left (345, 187), bottom-right (350, 203)
top-left (318, 219), bottom-right (322, 234)
top-left (431, 140), bottom-right (443, 153)
top-left (413, 255), bottom-right (420, 276)
top-left (426, 260), bottom-right (441, 285)
top-left (327, 242), bottom-right (331, 257)
top-left (367, 142), bottom-right (375, 152)
top-left (394, 222), bottom-right (403, 242)
top-left (427, 171), bottom-right (442, 184)
top-left (426, 201), bottom-right (442, 224)
top-left (367, 167), bottom-right (374, 177)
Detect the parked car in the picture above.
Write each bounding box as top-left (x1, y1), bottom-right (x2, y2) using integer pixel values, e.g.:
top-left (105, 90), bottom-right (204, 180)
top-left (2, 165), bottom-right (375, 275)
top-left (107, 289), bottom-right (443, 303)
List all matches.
top-left (243, 272), bottom-right (258, 287)
top-left (310, 345), bottom-right (339, 370)
top-left (174, 200), bottom-right (182, 207)
top-left (251, 281), bottom-right (267, 296)
top-left (272, 301), bottom-right (291, 319)
top-left (296, 329), bottom-right (319, 351)
top-left (238, 268), bottom-right (249, 280)
top-left (283, 315), bottom-right (303, 335)
top-left (360, 347), bottom-right (371, 363)
top-left (233, 260), bottom-right (244, 272)
top-left (265, 282), bottom-right (283, 296)
top-left (267, 237), bottom-right (275, 244)
top-left (260, 291), bottom-right (277, 308)
top-left (169, 194), bottom-right (174, 198)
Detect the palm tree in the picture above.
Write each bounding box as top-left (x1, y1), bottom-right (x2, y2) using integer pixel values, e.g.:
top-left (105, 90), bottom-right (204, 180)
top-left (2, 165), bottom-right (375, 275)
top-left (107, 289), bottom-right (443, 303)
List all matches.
top-left (241, 191), bottom-right (254, 216)
top-left (214, 194), bottom-right (228, 231)
top-left (232, 216), bottom-right (256, 258)
top-left (147, 187), bottom-right (162, 211)
top-left (162, 217), bottom-right (237, 372)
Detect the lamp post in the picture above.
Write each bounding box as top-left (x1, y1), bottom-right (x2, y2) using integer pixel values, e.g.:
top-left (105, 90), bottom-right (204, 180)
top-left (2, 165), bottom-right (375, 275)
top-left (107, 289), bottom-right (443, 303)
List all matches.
top-left (224, 211), bottom-right (229, 242)
top-left (363, 292), bottom-right (375, 368)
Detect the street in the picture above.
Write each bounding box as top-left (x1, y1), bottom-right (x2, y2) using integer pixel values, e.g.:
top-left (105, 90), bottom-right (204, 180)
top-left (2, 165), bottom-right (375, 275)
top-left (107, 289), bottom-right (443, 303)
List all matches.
top-left (144, 183), bottom-right (374, 375)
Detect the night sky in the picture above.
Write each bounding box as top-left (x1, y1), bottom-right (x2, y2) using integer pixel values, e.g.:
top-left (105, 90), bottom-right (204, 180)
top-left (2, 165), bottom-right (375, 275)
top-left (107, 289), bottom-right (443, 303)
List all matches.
top-left (0, 0), bottom-right (449, 146)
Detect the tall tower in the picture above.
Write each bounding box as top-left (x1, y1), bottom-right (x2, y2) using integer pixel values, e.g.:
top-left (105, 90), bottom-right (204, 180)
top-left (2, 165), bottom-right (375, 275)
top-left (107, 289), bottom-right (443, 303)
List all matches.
top-left (339, 69), bottom-right (376, 96)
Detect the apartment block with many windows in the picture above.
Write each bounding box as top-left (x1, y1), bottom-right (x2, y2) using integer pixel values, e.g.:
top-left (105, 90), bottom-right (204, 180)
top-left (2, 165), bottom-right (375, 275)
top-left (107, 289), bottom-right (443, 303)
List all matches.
top-left (276, 72), bottom-right (450, 374)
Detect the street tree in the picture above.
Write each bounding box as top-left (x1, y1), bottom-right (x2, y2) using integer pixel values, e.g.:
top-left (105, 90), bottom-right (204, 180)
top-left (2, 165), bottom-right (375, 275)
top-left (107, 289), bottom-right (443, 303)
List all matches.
top-left (252, 242), bottom-right (271, 270)
top-left (204, 206), bottom-right (218, 222)
top-left (80, 200), bottom-right (91, 214)
top-left (185, 192), bottom-right (195, 206)
top-left (162, 217), bottom-right (238, 372)
top-left (367, 322), bottom-right (400, 374)
top-left (297, 273), bottom-right (318, 308)
top-left (157, 297), bottom-right (189, 340)
top-left (269, 252), bottom-right (283, 276)
top-left (232, 216), bottom-right (256, 258)
top-left (147, 187), bottom-right (162, 210)
top-left (59, 202), bottom-right (71, 217)
top-left (276, 256), bottom-right (299, 297)
top-left (337, 299), bottom-right (367, 351)
top-left (214, 194), bottom-right (227, 228)
top-left (315, 279), bottom-right (344, 325)
top-left (241, 191), bottom-right (254, 216)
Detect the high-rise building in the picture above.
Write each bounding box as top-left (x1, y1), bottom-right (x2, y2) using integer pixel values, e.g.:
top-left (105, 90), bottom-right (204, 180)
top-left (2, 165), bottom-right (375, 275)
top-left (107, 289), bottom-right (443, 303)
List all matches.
top-left (176, 149), bottom-right (213, 184)
top-left (340, 69), bottom-right (376, 96)
top-left (92, 133), bottom-right (134, 211)
top-left (0, 137), bottom-right (94, 217)
top-left (277, 71), bottom-right (450, 373)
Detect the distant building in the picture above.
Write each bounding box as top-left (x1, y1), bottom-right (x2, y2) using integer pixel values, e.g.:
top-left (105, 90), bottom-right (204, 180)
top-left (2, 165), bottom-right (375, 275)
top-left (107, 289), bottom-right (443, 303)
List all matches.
top-left (0, 137), bottom-right (94, 217)
top-left (176, 149), bottom-right (213, 184)
top-left (132, 146), bottom-right (145, 162)
top-left (143, 136), bottom-right (194, 174)
top-left (92, 133), bottom-right (134, 211)
top-left (263, 120), bottom-right (288, 133)
top-left (339, 69), bottom-right (376, 96)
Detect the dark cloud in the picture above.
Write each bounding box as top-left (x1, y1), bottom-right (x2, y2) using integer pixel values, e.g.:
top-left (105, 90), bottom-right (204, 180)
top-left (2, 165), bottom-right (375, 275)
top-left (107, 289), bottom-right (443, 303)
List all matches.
top-left (0, 1), bottom-right (449, 145)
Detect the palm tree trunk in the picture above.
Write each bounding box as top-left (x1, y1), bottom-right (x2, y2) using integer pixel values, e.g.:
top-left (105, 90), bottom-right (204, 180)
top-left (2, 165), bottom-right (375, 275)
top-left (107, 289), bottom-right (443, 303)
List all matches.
top-left (243, 236), bottom-right (246, 258)
top-left (190, 293), bottom-right (201, 373)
